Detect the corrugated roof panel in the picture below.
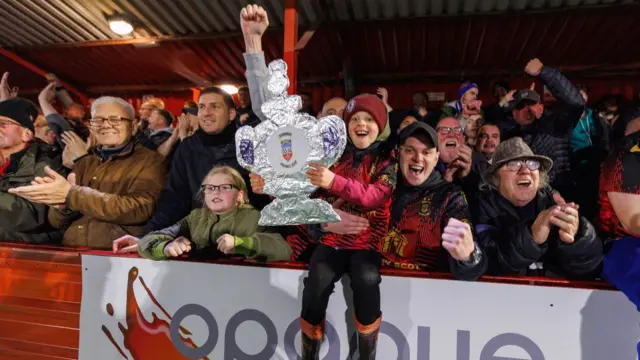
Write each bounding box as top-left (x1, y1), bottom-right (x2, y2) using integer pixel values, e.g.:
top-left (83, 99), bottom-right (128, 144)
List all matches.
top-left (0, 0), bottom-right (637, 47)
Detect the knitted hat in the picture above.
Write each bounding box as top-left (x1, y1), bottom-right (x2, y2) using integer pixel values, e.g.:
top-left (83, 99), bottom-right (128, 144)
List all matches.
top-left (0, 98), bottom-right (37, 133)
top-left (458, 82), bottom-right (479, 99)
top-left (343, 94), bottom-right (388, 134)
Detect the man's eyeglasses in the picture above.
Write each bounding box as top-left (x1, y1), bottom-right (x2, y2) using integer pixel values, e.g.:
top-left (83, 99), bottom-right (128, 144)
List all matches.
top-left (201, 184), bottom-right (238, 194)
top-left (436, 127), bottom-right (463, 135)
top-left (89, 116), bottom-right (133, 128)
top-left (504, 159), bottom-right (541, 172)
top-left (0, 120), bottom-right (21, 128)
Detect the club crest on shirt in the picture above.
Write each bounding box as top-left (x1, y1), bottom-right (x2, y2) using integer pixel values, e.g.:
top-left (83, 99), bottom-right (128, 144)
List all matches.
top-left (381, 227), bottom-right (408, 256)
top-left (419, 197), bottom-right (432, 217)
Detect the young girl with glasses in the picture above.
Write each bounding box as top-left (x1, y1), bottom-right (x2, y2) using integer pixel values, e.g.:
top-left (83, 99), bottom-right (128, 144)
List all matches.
top-left (138, 166), bottom-right (291, 261)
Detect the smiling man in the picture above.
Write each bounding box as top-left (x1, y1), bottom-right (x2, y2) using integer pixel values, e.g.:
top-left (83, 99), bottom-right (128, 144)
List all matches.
top-left (503, 58), bottom-right (585, 202)
top-left (9, 96), bottom-right (167, 248)
top-left (142, 87), bottom-right (268, 234)
top-left (380, 122), bottom-right (486, 279)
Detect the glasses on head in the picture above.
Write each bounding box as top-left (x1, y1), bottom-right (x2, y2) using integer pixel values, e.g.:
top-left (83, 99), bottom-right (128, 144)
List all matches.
top-left (201, 184), bottom-right (237, 194)
top-left (436, 127), bottom-right (463, 135)
top-left (89, 116), bottom-right (133, 128)
top-left (504, 159), bottom-right (541, 172)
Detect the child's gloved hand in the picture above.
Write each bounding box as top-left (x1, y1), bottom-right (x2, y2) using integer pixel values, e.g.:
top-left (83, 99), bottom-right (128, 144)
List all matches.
top-left (217, 234), bottom-right (236, 254)
top-left (164, 237), bottom-right (192, 258)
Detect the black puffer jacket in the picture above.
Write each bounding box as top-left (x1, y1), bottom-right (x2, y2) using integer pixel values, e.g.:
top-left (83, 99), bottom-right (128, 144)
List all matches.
top-left (473, 187), bottom-right (603, 279)
top-left (503, 66), bottom-right (585, 199)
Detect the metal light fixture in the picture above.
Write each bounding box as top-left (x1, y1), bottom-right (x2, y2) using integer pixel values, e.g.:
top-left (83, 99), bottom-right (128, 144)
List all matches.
top-left (108, 15), bottom-right (134, 35)
top-left (220, 85), bottom-right (239, 95)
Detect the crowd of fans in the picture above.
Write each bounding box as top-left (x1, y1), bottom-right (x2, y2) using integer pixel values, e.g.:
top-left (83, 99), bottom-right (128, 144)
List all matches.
top-left (0, 4), bottom-right (639, 359)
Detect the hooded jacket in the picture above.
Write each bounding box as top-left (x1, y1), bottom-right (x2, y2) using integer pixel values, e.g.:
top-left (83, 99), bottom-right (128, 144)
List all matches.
top-left (382, 170), bottom-right (486, 280)
top-left (474, 187), bottom-right (603, 278)
top-left (138, 206), bottom-right (291, 262)
top-left (287, 120), bottom-right (397, 256)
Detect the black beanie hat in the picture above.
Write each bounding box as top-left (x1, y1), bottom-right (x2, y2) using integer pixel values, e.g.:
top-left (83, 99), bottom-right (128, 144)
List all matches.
top-left (0, 98), bottom-right (37, 133)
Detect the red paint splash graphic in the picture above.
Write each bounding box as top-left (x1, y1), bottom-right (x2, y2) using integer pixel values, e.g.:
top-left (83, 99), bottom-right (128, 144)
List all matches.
top-left (101, 267), bottom-right (209, 359)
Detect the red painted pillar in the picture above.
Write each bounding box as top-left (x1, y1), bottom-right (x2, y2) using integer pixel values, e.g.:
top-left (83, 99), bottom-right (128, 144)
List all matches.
top-left (190, 87), bottom-right (201, 102)
top-left (284, 0), bottom-right (298, 95)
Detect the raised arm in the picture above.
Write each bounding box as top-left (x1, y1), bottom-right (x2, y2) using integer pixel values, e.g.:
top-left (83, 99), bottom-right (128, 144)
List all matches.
top-left (241, 4), bottom-right (272, 122)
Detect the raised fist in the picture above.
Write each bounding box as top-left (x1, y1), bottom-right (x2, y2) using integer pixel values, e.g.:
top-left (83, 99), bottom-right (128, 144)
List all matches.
top-left (525, 58), bottom-right (544, 77)
top-left (240, 4), bottom-right (269, 37)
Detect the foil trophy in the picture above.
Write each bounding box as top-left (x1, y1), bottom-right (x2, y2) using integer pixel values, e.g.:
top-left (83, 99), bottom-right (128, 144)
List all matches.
top-left (236, 60), bottom-right (347, 226)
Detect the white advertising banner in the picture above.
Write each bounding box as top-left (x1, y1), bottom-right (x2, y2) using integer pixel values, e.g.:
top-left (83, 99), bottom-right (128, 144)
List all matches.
top-left (79, 255), bottom-right (639, 360)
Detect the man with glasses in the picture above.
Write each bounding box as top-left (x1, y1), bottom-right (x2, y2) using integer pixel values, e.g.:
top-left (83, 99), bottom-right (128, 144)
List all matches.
top-left (473, 137), bottom-right (602, 277)
top-left (0, 98), bottom-right (65, 244)
top-left (505, 58), bottom-right (585, 202)
top-left (9, 96), bottom-right (167, 249)
top-left (433, 117), bottom-right (483, 203)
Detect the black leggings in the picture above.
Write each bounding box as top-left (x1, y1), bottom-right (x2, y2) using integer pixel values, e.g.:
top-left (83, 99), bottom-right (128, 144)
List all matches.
top-left (301, 244), bottom-right (382, 326)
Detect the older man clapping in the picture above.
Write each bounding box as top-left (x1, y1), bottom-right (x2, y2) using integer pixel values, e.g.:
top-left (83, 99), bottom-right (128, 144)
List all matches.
top-left (473, 137), bottom-right (602, 278)
top-left (10, 96), bottom-right (167, 249)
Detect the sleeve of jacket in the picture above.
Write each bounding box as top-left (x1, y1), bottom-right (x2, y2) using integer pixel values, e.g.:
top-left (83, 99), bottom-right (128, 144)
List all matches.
top-left (143, 144), bottom-right (192, 233)
top-left (328, 158), bottom-right (397, 210)
top-left (0, 192), bottom-right (49, 232)
top-left (234, 227), bottom-right (292, 262)
top-left (474, 199), bottom-right (548, 275)
top-left (138, 215), bottom-right (192, 260)
top-left (1, 148), bottom-right (66, 233)
top-left (67, 153), bottom-right (166, 225)
top-left (548, 216), bottom-right (604, 278)
top-left (441, 190), bottom-right (487, 281)
top-left (244, 52), bottom-right (271, 122)
top-left (538, 66), bottom-right (585, 133)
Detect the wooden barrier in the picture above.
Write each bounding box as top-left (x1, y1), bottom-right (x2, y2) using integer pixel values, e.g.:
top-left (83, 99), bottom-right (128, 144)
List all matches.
top-left (0, 242), bottom-right (615, 359)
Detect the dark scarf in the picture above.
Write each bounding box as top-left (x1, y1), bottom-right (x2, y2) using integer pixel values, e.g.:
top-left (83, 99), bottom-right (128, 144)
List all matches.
top-left (97, 140), bottom-right (132, 162)
top-left (196, 124), bottom-right (236, 147)
top-left (391, 170), bottom-right (444, 222)
top-left (346, 141), bottom-right (386, 169)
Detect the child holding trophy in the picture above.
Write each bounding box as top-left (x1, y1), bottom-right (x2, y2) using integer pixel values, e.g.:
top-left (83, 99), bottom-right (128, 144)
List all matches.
top-left (251, 94), bottom-right (396, 359)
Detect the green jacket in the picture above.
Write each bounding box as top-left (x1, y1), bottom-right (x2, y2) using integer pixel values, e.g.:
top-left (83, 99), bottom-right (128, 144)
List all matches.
top-left (0, 141), bottom-right (65, 244)
top-left (138, 206), bottom-right (291, 262)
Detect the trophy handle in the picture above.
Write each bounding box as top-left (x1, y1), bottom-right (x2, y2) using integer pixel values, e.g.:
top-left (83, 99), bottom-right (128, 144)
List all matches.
top-left (235, 127), bottom-right (256, 172)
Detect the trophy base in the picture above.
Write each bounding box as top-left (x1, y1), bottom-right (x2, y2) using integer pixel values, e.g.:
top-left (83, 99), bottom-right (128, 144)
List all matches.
top-left (258, 197), bottom-right (341, 226)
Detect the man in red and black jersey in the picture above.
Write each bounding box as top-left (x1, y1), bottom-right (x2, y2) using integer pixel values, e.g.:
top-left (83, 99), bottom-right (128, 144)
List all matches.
top-left (382, 122), bottom-right (486, 280)
top-left (601, 115), bottom-right (640, 323)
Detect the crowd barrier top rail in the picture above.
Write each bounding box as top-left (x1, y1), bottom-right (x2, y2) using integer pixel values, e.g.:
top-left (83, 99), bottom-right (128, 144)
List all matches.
top-left (0, 241), bottom-right (615, 359)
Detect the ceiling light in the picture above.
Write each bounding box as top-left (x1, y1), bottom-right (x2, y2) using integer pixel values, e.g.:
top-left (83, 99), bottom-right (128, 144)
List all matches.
top-left (220, 85), bottom-right (239, 95)
top-left (109, 19), bottom-right (134, 35)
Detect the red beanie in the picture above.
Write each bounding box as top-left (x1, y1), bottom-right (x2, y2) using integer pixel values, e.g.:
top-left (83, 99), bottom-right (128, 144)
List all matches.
top-left (343, 94), bottom-right (387, 133)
